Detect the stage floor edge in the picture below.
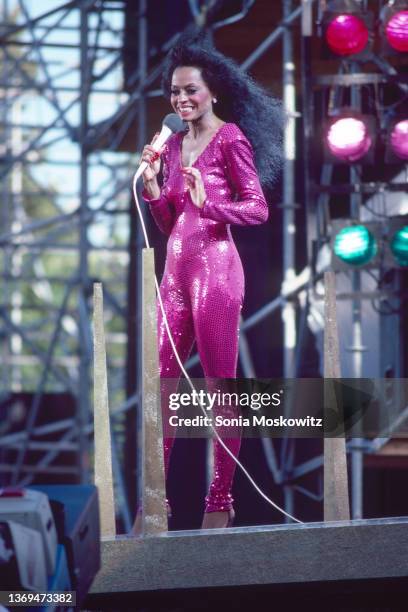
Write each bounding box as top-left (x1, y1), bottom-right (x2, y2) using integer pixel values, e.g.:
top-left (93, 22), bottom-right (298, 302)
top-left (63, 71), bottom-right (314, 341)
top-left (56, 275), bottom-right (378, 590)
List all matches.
top-left (87, 516), bottom-right (408, 604)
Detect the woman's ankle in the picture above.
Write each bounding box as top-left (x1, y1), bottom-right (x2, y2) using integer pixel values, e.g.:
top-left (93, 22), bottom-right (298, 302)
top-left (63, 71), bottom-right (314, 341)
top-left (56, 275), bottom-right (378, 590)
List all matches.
top-left (201, 508), bottom-right (235, 529)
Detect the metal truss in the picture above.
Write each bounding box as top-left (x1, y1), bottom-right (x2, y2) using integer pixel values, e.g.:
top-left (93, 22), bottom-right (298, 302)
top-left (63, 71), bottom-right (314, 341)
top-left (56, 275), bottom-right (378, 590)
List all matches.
top-left (0, 0), bottom-right (324, 529)
top-left (1, 0), bottom-right (404, 530)
top-left (0, 0), bottom-right (135, 528)
top-left (0, 0), bottom-right (313, 531)
top-left (298, 0), bottom-right (408, 520)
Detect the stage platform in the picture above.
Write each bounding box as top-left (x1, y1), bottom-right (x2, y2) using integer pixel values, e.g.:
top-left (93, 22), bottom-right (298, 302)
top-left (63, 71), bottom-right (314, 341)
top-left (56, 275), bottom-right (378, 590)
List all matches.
top-left (86, 516), bottom-right (408, 611)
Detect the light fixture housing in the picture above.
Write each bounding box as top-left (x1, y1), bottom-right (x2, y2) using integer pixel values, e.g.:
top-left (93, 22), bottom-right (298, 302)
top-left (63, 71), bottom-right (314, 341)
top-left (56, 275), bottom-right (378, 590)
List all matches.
top-left (381, 0), bottom-right (408, 54)
top-left (331, 220), bottom-right (381, 270)
top-left (321, 0), bottom-right (373, 59)
top-left (323, 111), bottom-right (376, 164)
top-left (385, 117), bottom-right (408, 162)
top-left (388, 217), bottom-right (408, 267)
top-left (331, 218), bottom-right (408, 271)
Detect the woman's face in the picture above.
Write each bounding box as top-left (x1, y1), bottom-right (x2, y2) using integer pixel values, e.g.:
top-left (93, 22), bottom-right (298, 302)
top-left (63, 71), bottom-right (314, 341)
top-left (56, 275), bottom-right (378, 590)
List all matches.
top-left (170, 66), bottom-right (215, 122)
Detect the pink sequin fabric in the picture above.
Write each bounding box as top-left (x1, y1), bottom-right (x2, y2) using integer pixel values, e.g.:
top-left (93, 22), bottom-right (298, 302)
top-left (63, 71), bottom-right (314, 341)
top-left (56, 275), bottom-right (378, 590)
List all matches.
top-left (143, 122), bottom-right (268, 513)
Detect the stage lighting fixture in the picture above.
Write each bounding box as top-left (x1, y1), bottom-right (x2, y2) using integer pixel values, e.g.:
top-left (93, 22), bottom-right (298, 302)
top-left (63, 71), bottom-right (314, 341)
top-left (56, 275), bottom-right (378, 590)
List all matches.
top-left (381, 1), bottom-right (408, 53)
top-left (390, 119), bottom-right (408, 159)
top-left (389, 218), bottom-right (408, 267)
top-left (332, 223), bottom-right (379, 268)
top-left (331, 218), bottom-right (408, 271)
top-left (322, 0), bottom-right (373, 58)
top-left (324, 112), bottom-right (375, 163)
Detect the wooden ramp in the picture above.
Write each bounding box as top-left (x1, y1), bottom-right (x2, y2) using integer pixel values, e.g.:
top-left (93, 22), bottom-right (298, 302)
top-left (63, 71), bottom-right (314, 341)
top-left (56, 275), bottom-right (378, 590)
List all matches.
top-left (86, 517), bottom-right (408, 609)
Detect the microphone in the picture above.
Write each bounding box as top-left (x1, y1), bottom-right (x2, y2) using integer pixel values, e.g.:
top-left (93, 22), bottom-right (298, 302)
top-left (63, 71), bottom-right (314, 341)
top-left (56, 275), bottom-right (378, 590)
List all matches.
top-left (135, 113), bottom-right (185, 180)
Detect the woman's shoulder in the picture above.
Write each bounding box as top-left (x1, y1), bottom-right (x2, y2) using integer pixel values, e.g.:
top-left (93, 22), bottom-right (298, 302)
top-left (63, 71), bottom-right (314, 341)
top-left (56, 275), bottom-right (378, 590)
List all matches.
top-left (220, 122), bottom-right (247, 141)
top-left (219, 122), bottom-right (253, 151)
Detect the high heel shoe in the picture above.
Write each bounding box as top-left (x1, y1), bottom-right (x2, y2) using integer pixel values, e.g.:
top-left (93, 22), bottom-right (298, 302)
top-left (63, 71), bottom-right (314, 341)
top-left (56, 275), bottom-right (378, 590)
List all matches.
top-left (201, 508), bottom-right (235, 529)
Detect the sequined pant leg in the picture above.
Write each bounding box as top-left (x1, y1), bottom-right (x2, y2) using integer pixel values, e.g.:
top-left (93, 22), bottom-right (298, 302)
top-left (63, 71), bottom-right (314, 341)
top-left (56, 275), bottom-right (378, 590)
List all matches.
top-left (158, 273), bottom-right (195, 478)
top-left (193, 282), bottom-right (242, 513)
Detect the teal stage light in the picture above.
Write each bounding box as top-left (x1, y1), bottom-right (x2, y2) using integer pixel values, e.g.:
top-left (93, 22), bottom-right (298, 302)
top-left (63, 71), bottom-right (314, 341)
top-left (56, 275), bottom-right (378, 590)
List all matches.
top-left (390, 225), bottom-right (408, 266)
top-left (333, 224), bottom-right (378, 266)
top-left (331, 218), bottom-right (408, 271)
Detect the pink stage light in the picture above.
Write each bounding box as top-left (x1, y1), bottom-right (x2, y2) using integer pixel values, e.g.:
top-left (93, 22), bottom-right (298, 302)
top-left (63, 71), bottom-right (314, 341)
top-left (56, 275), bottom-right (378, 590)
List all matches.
top-left (327, 117), bottom-right (372, 162)
top-left (385, 11), bottom-right (408, 52)
top-left (390, 120), bottom-right (408, 160)
top-left (325, 14), bottom-right (369, 56)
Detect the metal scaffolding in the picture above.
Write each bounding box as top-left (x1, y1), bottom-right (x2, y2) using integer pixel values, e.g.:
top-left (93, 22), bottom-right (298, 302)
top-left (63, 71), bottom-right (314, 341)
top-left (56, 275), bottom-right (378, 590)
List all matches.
top-left (0, 0), bottom-right (406, 530)
top-left (0, 0), bottom-right (135, 529)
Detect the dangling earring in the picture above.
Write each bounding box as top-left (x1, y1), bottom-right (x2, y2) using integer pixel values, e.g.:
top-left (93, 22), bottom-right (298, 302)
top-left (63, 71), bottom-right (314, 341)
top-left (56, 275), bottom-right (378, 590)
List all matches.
top-left (212, 97), bottom-right (217, 103)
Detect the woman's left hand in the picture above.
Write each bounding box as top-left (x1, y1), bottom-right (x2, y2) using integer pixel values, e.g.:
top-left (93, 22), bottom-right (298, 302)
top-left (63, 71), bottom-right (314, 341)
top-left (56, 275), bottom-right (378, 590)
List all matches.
top-left (182, 167), bottom-right (206, 209)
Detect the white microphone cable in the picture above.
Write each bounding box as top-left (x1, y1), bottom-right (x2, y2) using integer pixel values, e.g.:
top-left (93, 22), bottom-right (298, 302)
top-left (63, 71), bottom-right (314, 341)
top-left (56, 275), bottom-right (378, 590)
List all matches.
top-left (132, 118), bottom-right (303, 525)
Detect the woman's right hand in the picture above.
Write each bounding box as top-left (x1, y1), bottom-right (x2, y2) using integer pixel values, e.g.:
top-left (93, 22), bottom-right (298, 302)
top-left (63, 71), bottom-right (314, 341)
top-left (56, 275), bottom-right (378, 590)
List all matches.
top-left (141, 133), bottom-right (163, 183)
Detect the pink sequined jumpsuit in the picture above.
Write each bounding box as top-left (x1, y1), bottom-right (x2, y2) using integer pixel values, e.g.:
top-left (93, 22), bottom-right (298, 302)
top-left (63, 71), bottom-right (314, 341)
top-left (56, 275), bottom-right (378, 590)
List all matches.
top-left (143, 122), bottom-right (268, 513)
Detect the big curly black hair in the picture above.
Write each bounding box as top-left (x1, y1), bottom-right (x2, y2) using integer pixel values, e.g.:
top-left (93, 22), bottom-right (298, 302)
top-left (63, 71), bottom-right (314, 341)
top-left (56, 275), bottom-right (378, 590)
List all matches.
top-left (161, 28), bottom-right (284, 199)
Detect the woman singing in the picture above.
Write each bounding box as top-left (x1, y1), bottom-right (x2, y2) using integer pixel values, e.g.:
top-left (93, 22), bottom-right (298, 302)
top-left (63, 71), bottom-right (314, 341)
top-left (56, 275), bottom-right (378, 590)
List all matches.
top-left (137, 31), bottom-right (282, 530)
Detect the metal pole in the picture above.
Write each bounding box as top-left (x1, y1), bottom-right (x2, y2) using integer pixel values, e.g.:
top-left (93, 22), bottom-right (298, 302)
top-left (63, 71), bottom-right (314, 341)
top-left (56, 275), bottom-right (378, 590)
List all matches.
top-left (78, 2), bottom-right (91, 483)
top-left (349, 74), bottom-right (365, 519)
top-left (282, 0), bottom-right (297, 522)
top-left (9, 99), bottom-right (24, 393)
top-left (1, 0), bottom-right (12, 396)
top-left (350, 270), bottom-right (364, 518)
top-left (300, 0), bottom-right (316, 267)
top-left (136, 0), bottom-right (148, 512)
top-left (241, 5), bottom-right (302, 71)
top-left (282, 0), bottom-right (297, 378)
